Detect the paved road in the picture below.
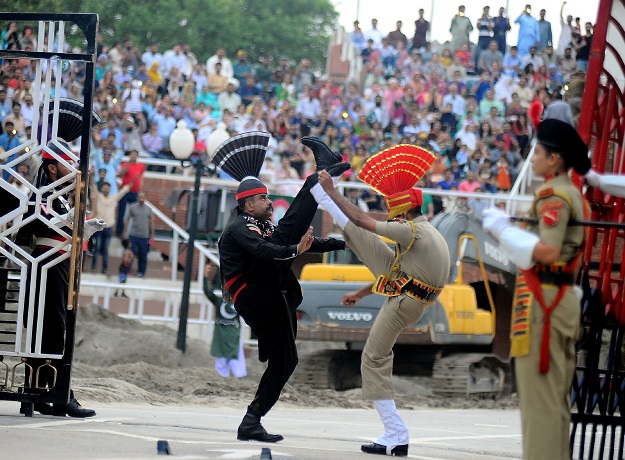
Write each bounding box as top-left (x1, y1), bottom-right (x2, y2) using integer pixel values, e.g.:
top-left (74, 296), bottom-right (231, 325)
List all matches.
top-left (0, 403), bottom-right (522, 459)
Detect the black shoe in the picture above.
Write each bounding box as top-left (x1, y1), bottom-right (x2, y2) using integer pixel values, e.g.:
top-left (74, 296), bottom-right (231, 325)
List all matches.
top-left (305, 162), bottom-right (351, 188)
top-left (301, 136), bottom-right (342, 171)
top-left (326, 162), bottom-right (351, 177)
top-left (361, 443), bottom-right (408, 457)
top-left (237, 411), bottom-right (283, 443)
top-left (19, 402), bottom-right (54, 416)
top-left (53, 398), bottom-right (96, 418)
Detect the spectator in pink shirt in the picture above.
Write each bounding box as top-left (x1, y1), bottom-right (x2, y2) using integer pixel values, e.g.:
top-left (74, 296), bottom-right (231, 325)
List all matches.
top-left (383, 78), bottom-right (404, 113)
top-left (458, 170), bottom-right (483, 193)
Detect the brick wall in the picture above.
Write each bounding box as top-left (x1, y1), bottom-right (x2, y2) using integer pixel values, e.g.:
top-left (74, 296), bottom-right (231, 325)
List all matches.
top-left (143, 173), bottom-right (221, 278)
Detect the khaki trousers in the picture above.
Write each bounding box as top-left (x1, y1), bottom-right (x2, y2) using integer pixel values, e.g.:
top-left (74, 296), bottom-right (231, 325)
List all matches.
top-left (515, 286), bottom-right (580, 460)
top-left (342, 223), bottom-right (430, 400)
top-left (362, 295), bottom-right (430, 400)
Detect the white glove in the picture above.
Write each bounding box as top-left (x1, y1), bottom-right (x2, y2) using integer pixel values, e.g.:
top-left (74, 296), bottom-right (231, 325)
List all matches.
top-left (499, 226), bottom-right (540, 270)
top-left (310, 183), bottom-right (349, 230)
top-left (83, 219), bottom-right (106, 240)
top-left (50, 207), bottom-right (75, 229)
top-left (584, 169), bottom-right (601, 188)
top-left (482, 207), bottom-right (511, 240)
top-left (585, 169), bottom-right (625, 198)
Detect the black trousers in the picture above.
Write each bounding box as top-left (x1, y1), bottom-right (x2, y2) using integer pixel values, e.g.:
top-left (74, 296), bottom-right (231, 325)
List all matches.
top-left (24, 251), bottom-right (69, 390)
top-left (236, 174), bottom-right (319, 416)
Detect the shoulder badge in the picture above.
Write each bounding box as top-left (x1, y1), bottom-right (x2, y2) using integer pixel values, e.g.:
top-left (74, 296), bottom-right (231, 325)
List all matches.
top-left (246, 224), bottom-right (262, 236)
top-left (537, 187), bottom-right (554, 200)
top-left (537, 200), bottom-right (564, 215)
top-left (541, 210), bottom-right (560, 227)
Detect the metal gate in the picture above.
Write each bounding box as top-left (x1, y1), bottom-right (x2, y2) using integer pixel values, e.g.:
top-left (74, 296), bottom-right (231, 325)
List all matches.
top-left (0, 13), bottom-right (97, 414)
top-left (571, 0), bottom-right (625, 457)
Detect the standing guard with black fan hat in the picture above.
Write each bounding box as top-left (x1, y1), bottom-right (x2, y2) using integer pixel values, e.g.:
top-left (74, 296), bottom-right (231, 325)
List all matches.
top-left (16, 98), bottom-right (103, 417)
top-left (311, 145), bottom-right (450, 457)
top-left (213, 133), bottom-right (350, 443)
top-left (481, 118), bottom-right (591, 459)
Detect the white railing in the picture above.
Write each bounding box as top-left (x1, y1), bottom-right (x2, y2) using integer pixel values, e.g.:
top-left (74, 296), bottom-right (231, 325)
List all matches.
top-left (83, 280), bottom-right (211, 326)
top-left (137, 156), bottom-right (182, 175)
top-left (80, 279), bottom-right (253, 344)
top-left (507, 141), bottom-right (538, 216)
top-left (145, 200), bottom-right (219, 283)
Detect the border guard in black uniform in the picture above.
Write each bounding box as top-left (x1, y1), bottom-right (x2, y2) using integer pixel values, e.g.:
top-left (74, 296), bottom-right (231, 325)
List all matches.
top-left (214, 133), bottom-right (350, 442)
top-left (17, 100), bottom-right (104, 417)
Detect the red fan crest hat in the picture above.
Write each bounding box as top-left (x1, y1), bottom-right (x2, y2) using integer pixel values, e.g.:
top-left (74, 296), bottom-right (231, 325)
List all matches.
top-left (358, 144), bottom-right (436, 219)
top-left (210, 131), bottom-right (271, 201)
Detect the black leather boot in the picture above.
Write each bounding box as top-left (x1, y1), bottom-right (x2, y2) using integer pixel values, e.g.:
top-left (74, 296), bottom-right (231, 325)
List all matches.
top-left (52, 390), bottom-right (96, 418)
top-left (361, 442), bottom-right (408, 457)
top-left (301, 137), bottom-right (342, 171)
top-left (237, 406), bottom-right (283, 443)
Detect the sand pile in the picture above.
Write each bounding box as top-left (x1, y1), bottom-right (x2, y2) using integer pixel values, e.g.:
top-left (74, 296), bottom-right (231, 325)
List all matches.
top-left (72, 304), bottom-right (518, 410)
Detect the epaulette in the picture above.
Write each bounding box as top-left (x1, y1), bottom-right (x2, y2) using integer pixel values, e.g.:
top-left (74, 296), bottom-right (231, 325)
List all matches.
top-left (537, 187), bottom-right (553, 200)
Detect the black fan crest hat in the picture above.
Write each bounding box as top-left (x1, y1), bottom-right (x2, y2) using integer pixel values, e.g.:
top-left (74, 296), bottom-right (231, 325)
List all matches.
top-left (210, 131), bottom-right (271, 200)
top-left (41, 98), bottom-right (102, 161)
top-left (47, 97), bottom-right (102, 143)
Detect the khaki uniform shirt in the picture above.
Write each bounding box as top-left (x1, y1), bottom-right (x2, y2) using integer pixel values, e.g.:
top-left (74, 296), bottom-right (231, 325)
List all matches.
top-left (344, 215), bottom-right (450, 289)
top-left (529, 174), bottom-right (585, 262)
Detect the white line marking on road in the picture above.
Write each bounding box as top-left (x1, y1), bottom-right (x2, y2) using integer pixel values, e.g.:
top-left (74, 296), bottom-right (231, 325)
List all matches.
top-left (205, 449), bottom-right (292, 459)
top-left (474, 423), bottom-right (509, 428)
top-left (0, 417), bottom-right (128, 429)
top-left (412, 434), bottom-right (522, 443)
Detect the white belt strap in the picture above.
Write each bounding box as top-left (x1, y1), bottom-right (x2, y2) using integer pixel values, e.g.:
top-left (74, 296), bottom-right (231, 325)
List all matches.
top-left (36, 238), bottom-right (71, 251)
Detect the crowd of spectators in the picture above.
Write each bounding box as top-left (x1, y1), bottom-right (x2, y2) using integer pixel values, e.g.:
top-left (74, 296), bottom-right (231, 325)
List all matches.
top-left (1, 2), bottom-right (592, 224)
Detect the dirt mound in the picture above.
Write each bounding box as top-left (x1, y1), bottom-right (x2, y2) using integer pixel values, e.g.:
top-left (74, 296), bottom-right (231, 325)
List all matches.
top-left (72, 304), bottom-right (518, 410)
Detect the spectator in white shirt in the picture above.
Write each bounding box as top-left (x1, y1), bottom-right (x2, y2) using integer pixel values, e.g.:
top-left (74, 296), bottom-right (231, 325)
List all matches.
top-left (19, 93), bottom-right (34, 127)
top-left (141, 43), bottom-right (163, 70)
top-left (162, 44), bottom-right (188, 79)
top-left (455, 123), bottom-right (478, 151)
top-left (522, 45), bottom-right (543, 72)
top-left (206, 47), bottom-right (234, 79)
top-left (296, 89), bottom-right (321, 122)
top-left (191, 64), bottom-right (208, 92)
top-left (218, 80), bottom-right (243, 115)
top-left (441, 84), bottom-right (466, 117)
top-left (365, 18), bottom-right (385, 49)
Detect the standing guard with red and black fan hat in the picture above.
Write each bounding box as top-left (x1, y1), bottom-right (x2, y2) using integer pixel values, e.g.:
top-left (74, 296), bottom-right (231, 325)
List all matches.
top-left (214, 133), bottom-right (350, 443)
top-left (16, 99), bottom-right (103, 418)
top-left (311, 144), bottom-right (450, 457)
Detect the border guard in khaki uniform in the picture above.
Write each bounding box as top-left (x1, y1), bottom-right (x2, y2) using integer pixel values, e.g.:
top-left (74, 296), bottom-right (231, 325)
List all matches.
top-left (482, 118), bottom-right (592, 459)
top-left (311, 145), bottom-right (450, 457)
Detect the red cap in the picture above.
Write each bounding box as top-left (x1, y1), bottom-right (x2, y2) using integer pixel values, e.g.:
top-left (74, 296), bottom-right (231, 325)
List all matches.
top-left (42, 140), bottom-right (74, 161)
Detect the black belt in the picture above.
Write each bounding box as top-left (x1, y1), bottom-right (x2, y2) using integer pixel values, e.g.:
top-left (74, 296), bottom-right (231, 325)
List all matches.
top-left (537, 272), bottom-right (574, 286)
top-left (404, 280), bottom-right (442, 303)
